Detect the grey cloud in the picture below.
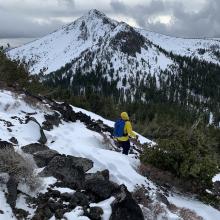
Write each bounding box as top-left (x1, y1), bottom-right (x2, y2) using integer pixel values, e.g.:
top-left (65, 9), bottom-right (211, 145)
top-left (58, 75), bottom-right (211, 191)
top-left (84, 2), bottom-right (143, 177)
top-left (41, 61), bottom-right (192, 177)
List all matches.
top-left (0, 9), bottom-right (65, 38)
top-left (0, 0), bottom-right (78, 38)
top-left (110, 0), bottom-right (220, 38)
top-left (0, 0), bottom-right (219, 38)
top-left (58, 0), bottom-right (75, 8)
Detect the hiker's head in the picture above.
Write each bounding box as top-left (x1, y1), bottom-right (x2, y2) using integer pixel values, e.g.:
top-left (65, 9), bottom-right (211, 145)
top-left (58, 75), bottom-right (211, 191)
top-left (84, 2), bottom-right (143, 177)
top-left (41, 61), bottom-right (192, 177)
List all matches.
top-left (121, 112), bottom-right (129, 120)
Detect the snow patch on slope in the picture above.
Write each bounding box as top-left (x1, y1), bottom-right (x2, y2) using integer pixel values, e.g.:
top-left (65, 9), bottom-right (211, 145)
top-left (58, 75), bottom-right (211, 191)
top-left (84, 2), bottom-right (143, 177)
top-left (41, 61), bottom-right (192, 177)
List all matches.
top-left (1, 89), bottom-right (220, 220)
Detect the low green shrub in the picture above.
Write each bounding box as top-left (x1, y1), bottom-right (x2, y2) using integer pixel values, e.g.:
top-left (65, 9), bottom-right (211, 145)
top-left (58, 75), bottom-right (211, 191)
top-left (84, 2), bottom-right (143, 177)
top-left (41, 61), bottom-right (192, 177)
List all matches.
top-left (141, 126), bottom-right (219, 191)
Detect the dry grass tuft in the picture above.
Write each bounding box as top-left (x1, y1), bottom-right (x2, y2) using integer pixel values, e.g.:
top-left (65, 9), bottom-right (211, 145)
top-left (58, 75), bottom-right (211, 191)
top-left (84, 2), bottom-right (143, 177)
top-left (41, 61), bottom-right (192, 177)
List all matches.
top-left (0, 148), bottom-right (42, 191)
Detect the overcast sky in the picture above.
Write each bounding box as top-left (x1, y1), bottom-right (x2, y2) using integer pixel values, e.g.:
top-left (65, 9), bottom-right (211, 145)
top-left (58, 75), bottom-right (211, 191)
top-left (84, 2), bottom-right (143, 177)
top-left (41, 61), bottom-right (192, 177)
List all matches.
top-left (0, 0), bottom-right (219, 39)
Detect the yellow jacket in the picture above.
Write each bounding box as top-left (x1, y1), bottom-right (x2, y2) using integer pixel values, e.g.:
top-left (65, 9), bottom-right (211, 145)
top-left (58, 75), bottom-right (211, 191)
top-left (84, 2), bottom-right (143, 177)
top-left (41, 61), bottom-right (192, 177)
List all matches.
top-left (117, 112), bottom-right (137, 142)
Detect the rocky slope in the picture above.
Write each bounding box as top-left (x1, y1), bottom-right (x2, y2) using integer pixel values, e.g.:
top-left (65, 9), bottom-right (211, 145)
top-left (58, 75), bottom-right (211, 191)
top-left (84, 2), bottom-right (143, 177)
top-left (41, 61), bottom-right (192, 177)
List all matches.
top-left (0, 85), bottom-right (220, 220)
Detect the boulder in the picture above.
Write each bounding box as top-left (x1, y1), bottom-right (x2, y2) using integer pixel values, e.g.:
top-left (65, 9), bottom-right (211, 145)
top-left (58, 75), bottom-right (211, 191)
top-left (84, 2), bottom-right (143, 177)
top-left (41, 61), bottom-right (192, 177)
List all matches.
top-left (40, 155), bottom-right (86, 189)
top-left (87, 207), bottom-right (104, 220)
top-left (33, 149), bottom-right (59, 167)
top-left (85, 170), bottom-right (109, 182)
top-left (69, 155), bottom-right (93, 172)
top-left (9, 137), bottom-right (18, 145)
top-left (21, 143), bottom-right (49, 154)
top-left (110, 185), bottom-right (144, 220)
top-left (42, 113), bottom-right (61, 131)
top-left (85, 171), bottom-right (119, 202)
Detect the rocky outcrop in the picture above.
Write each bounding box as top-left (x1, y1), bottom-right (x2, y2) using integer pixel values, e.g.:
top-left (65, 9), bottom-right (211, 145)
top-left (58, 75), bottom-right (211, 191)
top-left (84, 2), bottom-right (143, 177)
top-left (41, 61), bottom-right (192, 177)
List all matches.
top-left (85, 170), bottom-right (119, 202)
top-left (110, 185), bottom-right (144, 220)
top-left (33, 149), bottom-right (59, 168)
top-left (42, 112), bottom-right (61, 131)
top-left (40, 155), bottom-right (90, 189)
top-left (51, 102), bottom-right (76, 122)
top-left (21, 143), bottom-right (49, 154)
top-left (110, 24), bottom-right (145, 57)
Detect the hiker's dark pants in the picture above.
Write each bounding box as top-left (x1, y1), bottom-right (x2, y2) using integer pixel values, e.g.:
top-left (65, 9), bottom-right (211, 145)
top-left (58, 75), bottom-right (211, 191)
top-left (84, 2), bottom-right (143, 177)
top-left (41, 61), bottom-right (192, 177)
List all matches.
top-left (118, 140), bottom-right (130, 155)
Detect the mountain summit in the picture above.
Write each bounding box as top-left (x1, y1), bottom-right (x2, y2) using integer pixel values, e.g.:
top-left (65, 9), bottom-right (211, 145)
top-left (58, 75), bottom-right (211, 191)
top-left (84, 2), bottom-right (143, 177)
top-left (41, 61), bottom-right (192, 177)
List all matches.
top-left (8, 9), bottom-right (220, 75)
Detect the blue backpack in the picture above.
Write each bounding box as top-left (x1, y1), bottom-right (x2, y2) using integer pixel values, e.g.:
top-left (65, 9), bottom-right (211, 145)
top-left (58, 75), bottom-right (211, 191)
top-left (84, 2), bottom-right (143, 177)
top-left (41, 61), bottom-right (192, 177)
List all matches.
top-left (113, 119), bottom-right (126, 137)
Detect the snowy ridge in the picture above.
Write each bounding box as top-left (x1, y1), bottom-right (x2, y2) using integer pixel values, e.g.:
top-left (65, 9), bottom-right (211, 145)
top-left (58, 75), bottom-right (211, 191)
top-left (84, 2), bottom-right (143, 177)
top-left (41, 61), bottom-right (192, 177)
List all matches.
top-left (138, 29), bottom-right (220, 65)
top-left (0, 88), bottom-right (220, 219)
top-left (7, 9), bottom-right (220, 81)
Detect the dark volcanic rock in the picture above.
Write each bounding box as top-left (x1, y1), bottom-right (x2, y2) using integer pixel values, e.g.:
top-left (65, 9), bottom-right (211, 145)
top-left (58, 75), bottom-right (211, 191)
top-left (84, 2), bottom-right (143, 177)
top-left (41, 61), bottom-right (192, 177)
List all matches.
top-left (87, 207), bottom-right (104, 220)
top-left (33, 149), bottom-right (59, 167)
top-left (40, 155), bottom-right (86, 189)
top-left (86, 170), bottom-right (110, 182)
top-left (213, 181), bottom-right (220, 196)
top-left (9, 137), bottom-right (18, 145)
top-left (85, 171), bottom-right (119, 202)
top-left (32, 204), bottom-right (53, 220)
top-left (6, 175), bottom-right (18, 210)
top-left (110, 24), bottom-right (145, 57)
top-left (47, 199), bottom-right (62, 212)
top-left (42, 112), bottom-right (61, 131)
top-left (70, 156), bottom-right (93, 172)
top-left (74, 191), bottom-right (89, 207)
top-left (21, 143), bottom-right (49, 154)
top-left (14, 208), bottom-right (29, 219)
top-left (52, 102), bottom-right (77, 122)
top-left (60, 192), bottom-right (73, 202)
top-left (47, 189), bottom-right (61, 198)
top-left (110, 185), bottom-right (144, 220)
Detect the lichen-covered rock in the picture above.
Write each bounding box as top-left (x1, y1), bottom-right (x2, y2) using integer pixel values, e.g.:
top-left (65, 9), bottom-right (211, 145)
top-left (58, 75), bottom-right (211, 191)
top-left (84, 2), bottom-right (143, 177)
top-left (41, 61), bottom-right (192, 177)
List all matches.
top-left (33, 149), bottom-right (59, 167)
top-left (40, 155), bottom-right (86, 189)
top-left (21, 143), bottom-right (49, 154)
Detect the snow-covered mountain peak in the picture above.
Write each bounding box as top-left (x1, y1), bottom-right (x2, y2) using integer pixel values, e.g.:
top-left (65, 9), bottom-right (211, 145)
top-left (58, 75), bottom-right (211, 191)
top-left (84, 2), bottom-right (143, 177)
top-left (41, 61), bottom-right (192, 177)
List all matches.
top-left (7, 9), bottom-right (220, 77)
top-left (87, 9), bottom-right (108, 18)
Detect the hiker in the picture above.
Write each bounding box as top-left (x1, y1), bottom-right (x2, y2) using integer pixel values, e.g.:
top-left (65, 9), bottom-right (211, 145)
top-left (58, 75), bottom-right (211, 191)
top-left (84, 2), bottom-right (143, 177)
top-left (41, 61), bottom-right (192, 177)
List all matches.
top-left (114, 112), bottom-right (137, 155)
